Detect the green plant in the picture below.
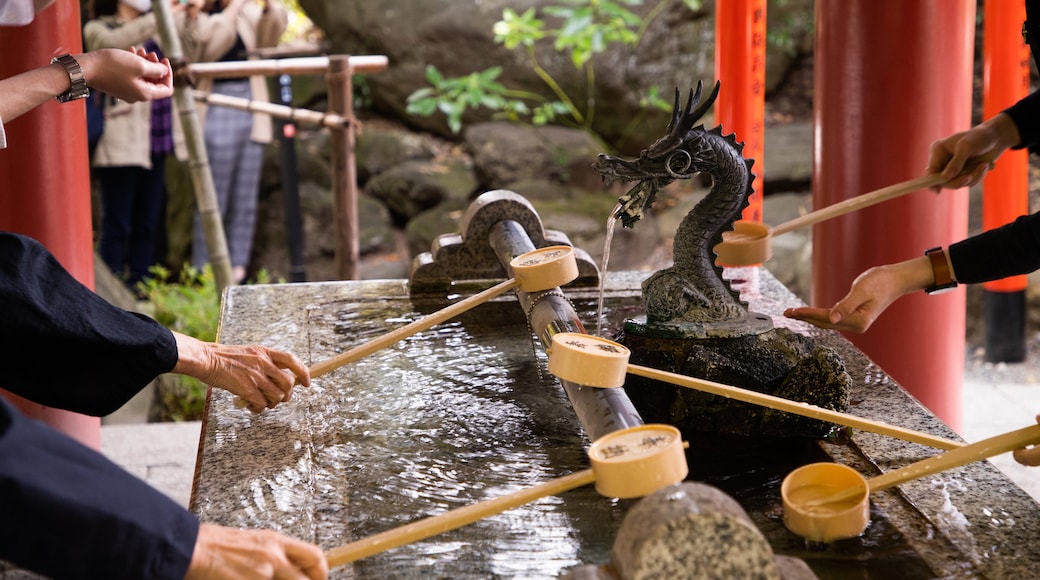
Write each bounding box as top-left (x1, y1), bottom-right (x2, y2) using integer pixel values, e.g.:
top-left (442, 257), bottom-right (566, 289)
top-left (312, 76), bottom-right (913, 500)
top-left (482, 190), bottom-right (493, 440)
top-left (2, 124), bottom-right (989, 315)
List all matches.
top-left (137, 265), bottom-right (274, 421)
top-left (406, 0), bottom-right (675, 134)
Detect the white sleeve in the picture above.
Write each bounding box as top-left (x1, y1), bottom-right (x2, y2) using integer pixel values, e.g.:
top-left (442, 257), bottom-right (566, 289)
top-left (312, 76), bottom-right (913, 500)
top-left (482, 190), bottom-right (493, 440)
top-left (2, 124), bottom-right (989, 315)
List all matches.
top-left (0, 114), bottom-right (7, 150)
top-left (0, 0), bottom-right (35, 26)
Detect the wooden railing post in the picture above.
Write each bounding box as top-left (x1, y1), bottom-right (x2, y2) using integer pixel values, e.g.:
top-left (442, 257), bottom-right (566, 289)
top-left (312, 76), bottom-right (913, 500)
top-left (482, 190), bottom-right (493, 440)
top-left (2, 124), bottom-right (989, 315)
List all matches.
top-left (327, 55), bottom-right (359, 280)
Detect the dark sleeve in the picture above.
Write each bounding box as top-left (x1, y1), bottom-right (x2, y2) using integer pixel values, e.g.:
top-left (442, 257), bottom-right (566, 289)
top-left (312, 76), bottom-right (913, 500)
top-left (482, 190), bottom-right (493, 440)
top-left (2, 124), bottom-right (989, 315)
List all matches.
top-left (0, 398), bottom-right (198, 579)
top-left (1002, 90), bottom-right (1040, 150)
top-left (0, 232), bottom-right (178, 416)
top-left (947, 212), bottom-right (1040, 284)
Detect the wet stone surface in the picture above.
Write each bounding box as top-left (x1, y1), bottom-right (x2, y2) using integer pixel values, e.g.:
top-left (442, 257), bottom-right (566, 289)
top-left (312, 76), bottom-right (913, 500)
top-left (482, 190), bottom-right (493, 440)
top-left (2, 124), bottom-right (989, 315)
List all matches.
top-left (193, 269), bottom-right (1040, 579)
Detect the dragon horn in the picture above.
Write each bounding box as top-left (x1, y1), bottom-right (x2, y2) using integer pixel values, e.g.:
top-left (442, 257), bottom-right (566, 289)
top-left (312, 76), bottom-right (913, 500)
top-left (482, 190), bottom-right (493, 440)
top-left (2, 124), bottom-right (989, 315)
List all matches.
top-left (665, 87), bottom-right (682, 135)
top-left (685, 80), bottom-right (721, 129)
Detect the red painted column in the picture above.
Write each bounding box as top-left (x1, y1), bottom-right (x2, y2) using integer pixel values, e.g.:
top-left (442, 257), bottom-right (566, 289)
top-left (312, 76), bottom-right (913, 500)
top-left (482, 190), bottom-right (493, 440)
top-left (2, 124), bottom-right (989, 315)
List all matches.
top-left (981, 0), bottom-right (1030, 363)
top-left (715, 0), bottom-right (766, 223)
top-left (813, 0), bottom-right (974, 431)
top-left (0, 0), bottom-right (100, 449)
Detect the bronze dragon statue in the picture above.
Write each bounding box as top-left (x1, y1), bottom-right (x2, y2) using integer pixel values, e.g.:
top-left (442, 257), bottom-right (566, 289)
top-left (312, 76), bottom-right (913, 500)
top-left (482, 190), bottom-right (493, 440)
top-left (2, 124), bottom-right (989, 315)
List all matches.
top-left (594, 80), bottom-right (760, 330)
top-left (593, 81), bottom-right (853, 439)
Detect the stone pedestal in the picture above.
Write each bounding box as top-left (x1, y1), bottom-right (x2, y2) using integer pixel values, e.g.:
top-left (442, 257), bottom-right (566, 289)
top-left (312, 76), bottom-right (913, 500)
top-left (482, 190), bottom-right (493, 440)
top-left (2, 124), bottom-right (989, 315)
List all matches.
top-left (192, 268), bottom-right (1040, 578)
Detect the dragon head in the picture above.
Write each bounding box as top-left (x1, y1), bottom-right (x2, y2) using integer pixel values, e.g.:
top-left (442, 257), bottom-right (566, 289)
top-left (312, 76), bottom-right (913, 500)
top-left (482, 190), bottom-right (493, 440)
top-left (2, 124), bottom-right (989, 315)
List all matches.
top-left (593, 80), bottom-right (721, 228)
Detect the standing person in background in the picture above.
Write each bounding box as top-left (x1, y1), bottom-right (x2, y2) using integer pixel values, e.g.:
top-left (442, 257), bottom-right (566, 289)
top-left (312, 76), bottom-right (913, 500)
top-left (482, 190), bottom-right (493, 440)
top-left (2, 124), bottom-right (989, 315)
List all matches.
top-left (84, 0), bottom-right (198, 295)
top-left (187, 0), bottom-right (286, 284)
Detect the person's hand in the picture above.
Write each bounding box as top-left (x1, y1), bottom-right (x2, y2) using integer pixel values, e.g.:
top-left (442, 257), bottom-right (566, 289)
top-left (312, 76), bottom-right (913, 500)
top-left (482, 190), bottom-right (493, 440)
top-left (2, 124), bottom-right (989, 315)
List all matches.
top-left (172, 332), bottom-right (311, 412)
top-left (185, 523), bottom-right (329, 580)
top-left (1013, 414), bottom-right (1040, 466)
top-left (784, 256), bottom-right (934, 333)
top-left (76, 47), bottom-right (173, 103)
top-left (926, 113), bottom-right (1022, 191)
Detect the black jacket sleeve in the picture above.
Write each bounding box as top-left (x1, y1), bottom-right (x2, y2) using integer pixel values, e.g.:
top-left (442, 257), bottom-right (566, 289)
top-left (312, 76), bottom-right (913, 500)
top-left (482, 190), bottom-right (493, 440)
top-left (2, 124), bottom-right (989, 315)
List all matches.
top-left (0, 398), bottom-right (199, 579)
top-left (0, 232), bottom-right (178, 416)
top-left (1003, 90), bottom-right (1040, 150)
top-left (948, 212), bottom-right (1040, 284)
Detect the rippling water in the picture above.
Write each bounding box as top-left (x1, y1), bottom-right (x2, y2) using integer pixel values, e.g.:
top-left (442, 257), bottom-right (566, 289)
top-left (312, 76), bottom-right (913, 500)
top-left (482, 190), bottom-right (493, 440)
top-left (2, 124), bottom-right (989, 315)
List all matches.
top-left (200, 284), bottom-right (968, 579)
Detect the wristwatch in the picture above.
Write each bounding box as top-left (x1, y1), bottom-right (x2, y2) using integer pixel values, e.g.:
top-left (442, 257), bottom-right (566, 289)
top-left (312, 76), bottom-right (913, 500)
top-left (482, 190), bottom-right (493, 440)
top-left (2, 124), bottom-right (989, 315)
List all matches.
top-left (51, 53), bottom-right (90, 103)
top-left (924, 246), bottom-right (958, 295)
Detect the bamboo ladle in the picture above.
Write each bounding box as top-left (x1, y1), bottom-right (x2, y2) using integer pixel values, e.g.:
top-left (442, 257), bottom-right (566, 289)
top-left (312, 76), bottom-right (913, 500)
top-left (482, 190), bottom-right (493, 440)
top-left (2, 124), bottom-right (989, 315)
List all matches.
top-left (545, 332), bottom-right (962, 451)
top-left (713, 173), bottom-right (948, 266)
top-left (236, 246), bottom-right (579, 409)
top-left (781, 423), bottom-right (1040, 543)
top-left (325, 424), bottom-right (688, 567)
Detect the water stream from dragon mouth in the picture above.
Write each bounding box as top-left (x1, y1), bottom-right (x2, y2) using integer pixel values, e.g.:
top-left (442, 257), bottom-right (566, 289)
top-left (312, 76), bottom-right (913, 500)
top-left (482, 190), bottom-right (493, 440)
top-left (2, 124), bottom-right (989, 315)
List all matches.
top-left (594, 204), bottom-right (622, 338)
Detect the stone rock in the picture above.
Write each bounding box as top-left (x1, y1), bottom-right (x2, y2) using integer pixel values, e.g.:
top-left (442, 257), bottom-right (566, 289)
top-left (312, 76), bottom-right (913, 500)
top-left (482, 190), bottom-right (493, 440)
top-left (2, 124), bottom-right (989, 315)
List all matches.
top-left (405, 197), bottom-right (471, 258)
top-left (620, 328), bottom-right (852, 438)
top-left (611, 482), bottom-right (782, 580)
top-left (364, 155), bottom-right (479, 223)
top-left (464, 122), bottom-right (610, 194)
top-left (297, 0), bottom-right (812, 153)
top-left (356, 119), bottom-right (443, 183)
top-left (762, 346), bottom-right (852, 436)
top-left (252, 179), bottom-right (396, 282)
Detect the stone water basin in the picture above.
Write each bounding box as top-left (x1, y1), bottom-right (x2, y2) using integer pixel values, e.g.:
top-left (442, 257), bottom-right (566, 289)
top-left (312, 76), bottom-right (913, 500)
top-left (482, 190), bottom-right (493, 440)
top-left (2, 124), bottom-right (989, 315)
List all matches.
top-left (192, 268), bottom-right (1040, 578)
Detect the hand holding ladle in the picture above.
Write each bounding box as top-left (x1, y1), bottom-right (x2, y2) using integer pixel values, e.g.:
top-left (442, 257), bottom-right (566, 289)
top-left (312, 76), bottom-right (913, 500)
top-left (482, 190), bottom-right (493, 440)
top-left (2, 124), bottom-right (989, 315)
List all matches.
top-left (236, 246), bottom-right (580, 411)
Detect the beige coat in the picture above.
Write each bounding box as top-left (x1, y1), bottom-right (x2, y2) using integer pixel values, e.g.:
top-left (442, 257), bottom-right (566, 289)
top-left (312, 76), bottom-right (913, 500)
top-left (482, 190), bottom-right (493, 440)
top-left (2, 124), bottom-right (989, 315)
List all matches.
top-left (84, 12), bottom-right (193, 168)
top-left (182, 0), bottom-right (288, 145)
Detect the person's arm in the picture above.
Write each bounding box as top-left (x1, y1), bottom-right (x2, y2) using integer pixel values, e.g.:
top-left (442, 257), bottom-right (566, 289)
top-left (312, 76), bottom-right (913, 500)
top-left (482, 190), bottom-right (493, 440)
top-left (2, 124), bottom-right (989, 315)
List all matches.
top-left (0, 232), bottom-right (179, 414)
top-left (1002, 90), bottom-right (1040, 151)
top-left (784, 211), bottom-right (1040, 333)
top-left (253, 0), bottom-right (287, 49)
top-left (782, 254), bottom-right (941, 333)
top-left (0, 398), bottom-right (329, 579)
top-left (182, 0), bottom-right (247, 63)
top-left (83, 14), bottom-right (159, 51)
top-left (925, 90), bottom-right (1038, 191)
top-left (0, 397), bottom-right (198, 579)
top-left (0, 232), bottom-right (309, 414)
top-left (947, 212), bottom-right (1040, 284)
top-left (0, 46), bottom-right (172, 127)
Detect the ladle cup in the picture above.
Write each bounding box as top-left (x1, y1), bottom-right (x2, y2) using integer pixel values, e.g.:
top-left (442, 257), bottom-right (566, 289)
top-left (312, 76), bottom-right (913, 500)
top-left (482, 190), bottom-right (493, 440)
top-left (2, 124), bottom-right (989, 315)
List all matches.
top-left (546, 332), bottom-right (962, 451)
top-left (236, 245), bottom-right (579, 409)
top-left (781, 423), bottom-right (1040, 543)
top-left (713, 173), bottom-right (946, 266)
top-left (324, 424), bottom-right (688, 567)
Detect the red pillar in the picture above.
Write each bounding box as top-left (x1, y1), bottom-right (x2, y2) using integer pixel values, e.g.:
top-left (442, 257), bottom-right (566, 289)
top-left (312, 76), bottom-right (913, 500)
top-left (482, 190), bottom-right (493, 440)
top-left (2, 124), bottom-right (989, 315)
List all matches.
top-left (813, 0), bottom-right (974, 431)
top-left (0, 0), bottom-right (100, 449)
top-left (715, 0), bottom-right (766, 223)
top-left (981, 0), bottom-right (1030, 362)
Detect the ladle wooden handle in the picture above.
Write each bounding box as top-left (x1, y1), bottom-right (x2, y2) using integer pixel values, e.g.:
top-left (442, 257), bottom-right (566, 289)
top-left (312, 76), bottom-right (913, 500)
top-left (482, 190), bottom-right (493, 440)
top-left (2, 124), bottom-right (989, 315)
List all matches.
top-left (867, 423), bottom-right (1040, 493)
top-left (309, 277), bottom-right (520, 378)
top-left (626, 363), bottom-right (962, 451)
top-left (770, 173), bottom-right (946, 238)
top-left (807, 423), bottom-right (1040, 508)
top-left (233, 278), bottom-right (520, 409)
top-left (325, 468), bottom-right (596, 567)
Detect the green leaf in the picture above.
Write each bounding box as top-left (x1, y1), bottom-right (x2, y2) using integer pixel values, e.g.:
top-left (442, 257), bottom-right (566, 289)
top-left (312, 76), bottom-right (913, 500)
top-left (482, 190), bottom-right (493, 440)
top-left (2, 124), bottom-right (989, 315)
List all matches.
top-left (425, 65), bottom-right (443, 86)
top-left (406, 87), bottom-right (434, 103)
